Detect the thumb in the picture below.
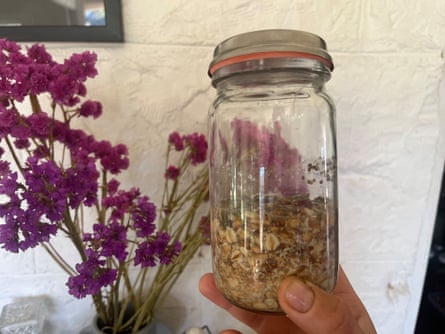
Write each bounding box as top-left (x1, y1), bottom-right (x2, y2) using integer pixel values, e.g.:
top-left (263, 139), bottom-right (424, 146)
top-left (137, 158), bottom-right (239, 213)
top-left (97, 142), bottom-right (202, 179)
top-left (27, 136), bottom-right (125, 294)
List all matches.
top-left (277, 276), bottom-right (362, 334)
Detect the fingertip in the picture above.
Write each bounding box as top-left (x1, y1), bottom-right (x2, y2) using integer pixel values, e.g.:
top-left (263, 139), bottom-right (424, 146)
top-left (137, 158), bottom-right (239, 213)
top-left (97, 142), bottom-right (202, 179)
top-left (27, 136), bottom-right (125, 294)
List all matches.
top-left (199, 272), bottom-right (216, 295)
top-left (278, 276), bottom-right (314, 313)
top-left (199, 272), bottom-right (233, 310)
top-left (278, 275), bottom-right (361, 334)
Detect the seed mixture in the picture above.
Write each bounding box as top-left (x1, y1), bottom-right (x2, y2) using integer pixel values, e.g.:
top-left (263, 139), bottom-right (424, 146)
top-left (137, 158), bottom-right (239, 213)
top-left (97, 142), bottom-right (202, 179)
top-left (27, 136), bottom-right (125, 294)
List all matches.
top-left (211, 194), bottom-right (337, 313)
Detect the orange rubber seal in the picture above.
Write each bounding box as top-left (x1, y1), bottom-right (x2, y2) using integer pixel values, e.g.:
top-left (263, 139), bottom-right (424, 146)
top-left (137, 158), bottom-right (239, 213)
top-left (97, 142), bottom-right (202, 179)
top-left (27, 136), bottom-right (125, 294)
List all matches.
top-left (209, 51), bottom-right (333, 76)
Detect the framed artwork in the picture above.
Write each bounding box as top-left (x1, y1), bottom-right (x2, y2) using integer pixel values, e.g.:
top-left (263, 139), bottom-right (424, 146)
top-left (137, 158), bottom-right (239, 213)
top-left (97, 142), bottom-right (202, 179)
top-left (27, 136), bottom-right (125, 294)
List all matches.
top-left (0, 0), bottom-right (123, 42)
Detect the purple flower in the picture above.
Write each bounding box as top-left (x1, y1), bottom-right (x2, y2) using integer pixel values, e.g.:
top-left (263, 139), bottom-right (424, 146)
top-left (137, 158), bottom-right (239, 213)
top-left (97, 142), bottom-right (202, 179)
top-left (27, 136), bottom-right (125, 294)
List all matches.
top-left (164, 165), bottom-right (180, 180)
top-left (132, 196), bottom-right (157, 238)
top-left (0, 162), bottom-right (17, 197)
top-left (101, 187), bottom-right (157, 240)
top-left (8, 64), bottom-right (32, 102)
top-left (13, 138), bottom-right (30, 149)
top-left (183, 133), bottom-right (207, 165)
top-left (168, 132), bottom-right (184, 151)
top-left (90, 222), bottom-right (128, 261)
top-left (51, 120), bottom-right (70, 143)
top-left (22, 157), bottom-right (67, 222)
top-left (230, 119), bottom-right (308, 195)
top-left (27, 43), bottom-right (54, 65)
top-left (67, 252), bottom-right (117, 298)
top-left (0, 39), bottom-right (210, 312)
top-left (102, 187), bottom-right (140, 222)
top-left (45, 51), bottom-right (98, 107)
top-left (0, 221), bottom-right (21, 253)
top-left (48, 73), bottom-right (81, 106)
top-left (28, 64), bottom-right (51, 95)
top-left (107, 179), bottom-right (120, 195)
top-left (0, 108), bottom-right (19, 138)
top-left (134, 232), bottom-right (181, 268)
top-left (78, 100), bottom-right (102, 118)
top-left (159, 239), bottom-right (181, 265)
top-left (134, 241), bottom-right (157, 267)
top-left (27, 112), bottom-right (51, 138)
top-left (0, 163), bottom-right (58, 252)
top-left (64, 157), bottom-right (99, 208)
top-left (64, 128), bottom-right (88, 150)
top-left (10, 123), bottom-right (31, 140)
top-left (0, 160), bottom-right (8, 174)
top-left (0, 39), bottom-right (20, 55)
top-left (17, 214), bottom-right (57, 250)
top-left (32, 145), bottom-right (50, 159)
top-left (63, 51), bottom-right (98, 81)
top-left (92, 141), bottom-right (129, 174)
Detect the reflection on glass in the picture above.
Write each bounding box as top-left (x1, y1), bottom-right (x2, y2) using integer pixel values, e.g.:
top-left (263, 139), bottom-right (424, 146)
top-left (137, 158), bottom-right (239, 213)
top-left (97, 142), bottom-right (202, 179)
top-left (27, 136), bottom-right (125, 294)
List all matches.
top-left (0, 0), bottom-right (106, 27)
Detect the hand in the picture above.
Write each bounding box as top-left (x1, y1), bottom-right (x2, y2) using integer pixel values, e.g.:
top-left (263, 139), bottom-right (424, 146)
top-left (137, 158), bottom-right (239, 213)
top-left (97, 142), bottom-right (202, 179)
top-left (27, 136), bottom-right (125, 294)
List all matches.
top-left (199, 267), bottom-right (377, 334)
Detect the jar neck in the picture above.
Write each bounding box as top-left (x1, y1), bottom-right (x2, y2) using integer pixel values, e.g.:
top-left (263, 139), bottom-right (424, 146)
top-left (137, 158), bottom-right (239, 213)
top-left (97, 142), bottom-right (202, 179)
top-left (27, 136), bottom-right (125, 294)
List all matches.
top-left (213, 69), bottom-right (328, 99)
top-left (212, 57), bottom-right (330, 87)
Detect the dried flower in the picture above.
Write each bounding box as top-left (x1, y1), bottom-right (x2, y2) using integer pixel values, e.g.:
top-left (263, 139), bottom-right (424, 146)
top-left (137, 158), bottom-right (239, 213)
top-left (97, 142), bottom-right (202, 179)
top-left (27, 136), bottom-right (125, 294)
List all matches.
top-left (183, 132), bottom-right (208, 165)
top-left (230, 119), bottom-right (308, 195)
top-left (0, 39), bottom-right (209, 333)
top-left (164, 165), bottom-right (180, 180)
top-left (168, 131), bottom-right (184, 151)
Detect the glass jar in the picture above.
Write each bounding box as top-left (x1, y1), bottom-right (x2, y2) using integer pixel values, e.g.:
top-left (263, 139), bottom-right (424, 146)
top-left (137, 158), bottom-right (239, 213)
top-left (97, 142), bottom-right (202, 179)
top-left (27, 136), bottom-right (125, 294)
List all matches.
top-left (208, 29), bottom-right (339, 313)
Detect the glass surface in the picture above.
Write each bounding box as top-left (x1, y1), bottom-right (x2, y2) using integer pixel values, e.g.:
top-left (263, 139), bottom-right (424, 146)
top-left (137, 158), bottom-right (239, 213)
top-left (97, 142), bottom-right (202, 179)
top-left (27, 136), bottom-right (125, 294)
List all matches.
top-left (0, 0), bottom-right (105, 26)
top-left (0, 0), bottom-right (123, 42)
top-left (0, 300), bottom-right (45, 334)
top-left (209, 76), bottom-right (338, 313)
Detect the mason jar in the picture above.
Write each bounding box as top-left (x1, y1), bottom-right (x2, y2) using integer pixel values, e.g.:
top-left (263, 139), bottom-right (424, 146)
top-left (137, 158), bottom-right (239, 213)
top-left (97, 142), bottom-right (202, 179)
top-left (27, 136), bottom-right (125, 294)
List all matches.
top-left (208, 29), bottom-right (339, 313)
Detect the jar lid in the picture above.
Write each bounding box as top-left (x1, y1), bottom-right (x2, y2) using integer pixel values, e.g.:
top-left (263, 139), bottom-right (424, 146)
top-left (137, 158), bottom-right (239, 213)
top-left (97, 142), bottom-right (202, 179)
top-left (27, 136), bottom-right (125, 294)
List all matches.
top-left (208, 29), bottom-right (333, 77)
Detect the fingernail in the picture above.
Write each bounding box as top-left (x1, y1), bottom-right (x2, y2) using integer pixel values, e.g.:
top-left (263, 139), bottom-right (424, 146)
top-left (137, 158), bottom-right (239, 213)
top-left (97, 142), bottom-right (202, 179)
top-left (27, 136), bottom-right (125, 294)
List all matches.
top-left (285, 279), bottom-right (314, 313)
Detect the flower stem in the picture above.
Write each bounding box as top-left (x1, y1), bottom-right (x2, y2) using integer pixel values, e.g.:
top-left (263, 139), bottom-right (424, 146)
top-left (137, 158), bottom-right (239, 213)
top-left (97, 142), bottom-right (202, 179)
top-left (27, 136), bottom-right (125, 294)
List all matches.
top-left (41, 242), bottom-right (76, 276)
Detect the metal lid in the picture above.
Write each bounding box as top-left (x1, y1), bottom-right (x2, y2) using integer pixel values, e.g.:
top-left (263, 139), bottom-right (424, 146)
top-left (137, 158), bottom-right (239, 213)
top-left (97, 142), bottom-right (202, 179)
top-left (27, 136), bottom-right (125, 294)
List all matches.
top-left (208, 29), bottom-right (333, 77)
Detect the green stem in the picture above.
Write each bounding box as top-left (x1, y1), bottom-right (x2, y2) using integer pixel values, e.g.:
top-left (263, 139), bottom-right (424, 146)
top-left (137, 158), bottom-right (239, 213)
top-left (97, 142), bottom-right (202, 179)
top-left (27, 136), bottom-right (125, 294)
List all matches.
top-left (29, 94), bottom-right (41, 113)
top-left (62, 210), bottom-right (87, 261)
top-left (41, 242), bottom-right (76, 276)
top-left (4, 136), bottom-right (25, 175)
top-left (154, 233), bottom-right (204, 309)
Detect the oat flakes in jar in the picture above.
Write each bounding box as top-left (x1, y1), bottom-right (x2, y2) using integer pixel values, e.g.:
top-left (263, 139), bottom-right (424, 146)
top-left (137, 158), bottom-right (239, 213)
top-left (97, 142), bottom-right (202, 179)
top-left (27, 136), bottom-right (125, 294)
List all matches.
top-left (208, 29), bottom-right (339, 313)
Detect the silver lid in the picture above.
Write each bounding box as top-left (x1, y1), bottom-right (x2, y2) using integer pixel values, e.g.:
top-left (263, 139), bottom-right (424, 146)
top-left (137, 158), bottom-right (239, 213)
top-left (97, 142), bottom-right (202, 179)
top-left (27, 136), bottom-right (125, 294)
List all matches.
top-left (209, 29), bottom-right (333, 76)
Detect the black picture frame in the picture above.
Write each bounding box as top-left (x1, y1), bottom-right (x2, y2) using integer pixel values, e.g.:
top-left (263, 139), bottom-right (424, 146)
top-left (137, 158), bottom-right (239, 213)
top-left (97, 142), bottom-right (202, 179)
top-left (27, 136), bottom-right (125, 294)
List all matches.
top-left (0, 0), bottom-right (123, 42)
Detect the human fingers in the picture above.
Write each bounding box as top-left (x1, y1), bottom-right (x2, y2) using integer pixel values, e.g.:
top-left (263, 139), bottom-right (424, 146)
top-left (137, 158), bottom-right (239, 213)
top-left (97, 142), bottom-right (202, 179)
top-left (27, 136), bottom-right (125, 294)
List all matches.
top-left (219, 330), bottom-right (242, 334)
top-left (199, 273), bottom-right (296, 333)
top-left (332, 267), bottom-right (377, 333)
top-left (199, 273), bottom-right (234, 310)
top-left (277, 273), bottom-right (376, 334)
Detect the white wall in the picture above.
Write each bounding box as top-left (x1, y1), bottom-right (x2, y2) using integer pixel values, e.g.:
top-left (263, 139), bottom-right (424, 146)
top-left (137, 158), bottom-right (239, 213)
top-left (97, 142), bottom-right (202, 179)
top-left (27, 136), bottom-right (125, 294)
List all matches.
top-left (0, 1), bottom-right (444, 333)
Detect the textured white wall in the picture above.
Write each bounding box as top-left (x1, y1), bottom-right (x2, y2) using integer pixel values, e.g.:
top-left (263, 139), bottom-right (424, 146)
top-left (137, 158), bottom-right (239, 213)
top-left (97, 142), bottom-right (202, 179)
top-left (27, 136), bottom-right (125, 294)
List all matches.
top-left (0, 1), bottom-right (444, 333)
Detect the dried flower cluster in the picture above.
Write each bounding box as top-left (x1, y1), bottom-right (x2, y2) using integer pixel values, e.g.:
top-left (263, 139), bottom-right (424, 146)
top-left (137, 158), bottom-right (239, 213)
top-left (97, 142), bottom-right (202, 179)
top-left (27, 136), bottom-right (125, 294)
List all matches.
top-left (0, 39), bottom-right (209, 333)
top-left (230, 119), bottom-right (308, 196)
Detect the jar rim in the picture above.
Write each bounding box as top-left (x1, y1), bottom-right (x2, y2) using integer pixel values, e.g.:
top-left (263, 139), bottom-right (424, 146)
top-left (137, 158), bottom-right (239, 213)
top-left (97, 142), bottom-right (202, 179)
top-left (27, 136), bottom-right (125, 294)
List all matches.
top-left (208, 29), bottom-right (334, 77)
top-left (209, 51), bottom-right (333, 76)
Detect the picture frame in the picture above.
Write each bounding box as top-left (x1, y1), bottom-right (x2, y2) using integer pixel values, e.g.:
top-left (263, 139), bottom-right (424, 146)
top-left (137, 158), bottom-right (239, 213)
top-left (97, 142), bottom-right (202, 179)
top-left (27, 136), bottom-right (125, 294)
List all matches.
top-left (0, 0), bottom-right (123, 42)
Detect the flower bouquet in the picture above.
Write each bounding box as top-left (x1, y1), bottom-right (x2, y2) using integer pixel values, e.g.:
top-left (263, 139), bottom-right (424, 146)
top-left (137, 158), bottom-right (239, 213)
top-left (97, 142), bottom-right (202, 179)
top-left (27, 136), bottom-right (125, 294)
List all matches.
top-left (0, 39), bottom-right (209, 333)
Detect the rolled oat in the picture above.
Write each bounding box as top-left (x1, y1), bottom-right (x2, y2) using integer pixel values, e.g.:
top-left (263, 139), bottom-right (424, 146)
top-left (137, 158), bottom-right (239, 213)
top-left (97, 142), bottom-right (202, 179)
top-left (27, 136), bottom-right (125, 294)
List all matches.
top-left (211, 194), bottom-right (338, 313)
